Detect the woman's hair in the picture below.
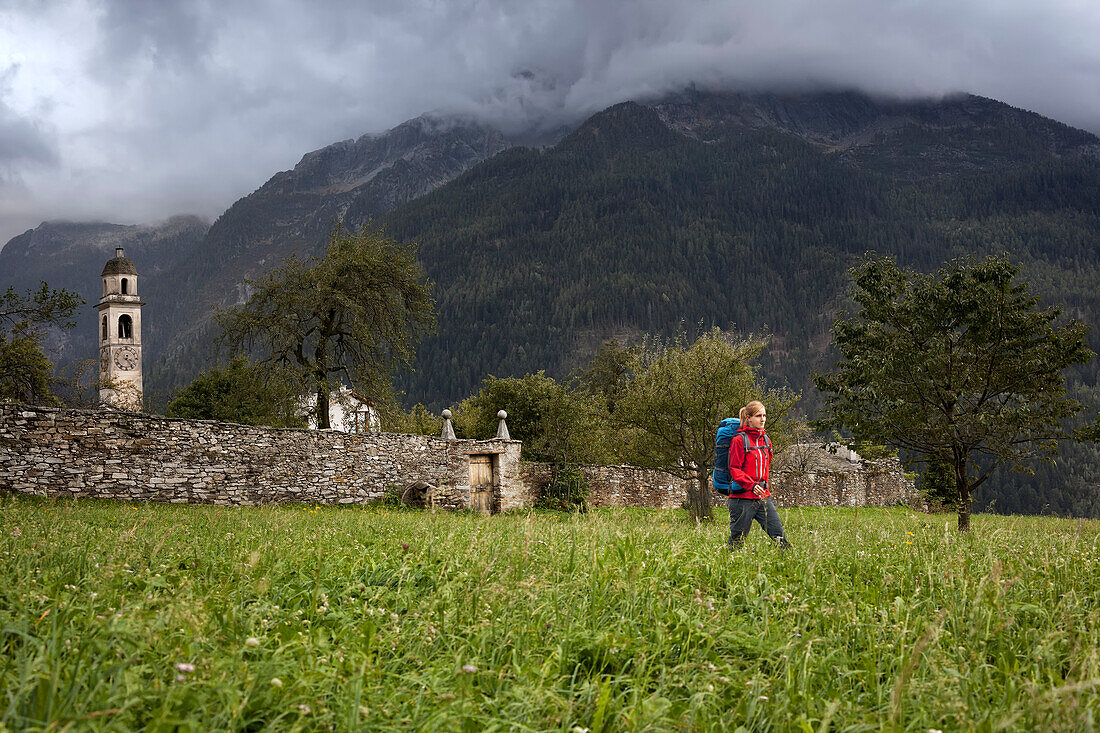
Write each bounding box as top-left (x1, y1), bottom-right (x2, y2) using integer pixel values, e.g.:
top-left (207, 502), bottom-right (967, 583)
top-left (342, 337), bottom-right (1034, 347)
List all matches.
top-left (739, 400), bottom-right (766, 425)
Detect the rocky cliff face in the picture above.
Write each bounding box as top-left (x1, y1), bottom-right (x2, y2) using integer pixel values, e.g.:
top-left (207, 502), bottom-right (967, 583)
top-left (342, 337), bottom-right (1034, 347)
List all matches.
top-left (197, 113), bottom-right (514, 270)
top-left (647, 90), bottom-right (1100, 175)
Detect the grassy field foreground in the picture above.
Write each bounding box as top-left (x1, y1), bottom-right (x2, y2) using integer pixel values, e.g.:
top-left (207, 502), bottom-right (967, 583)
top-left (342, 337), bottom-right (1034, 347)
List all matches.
top-left (1, 497), bottom-right (1098, 732)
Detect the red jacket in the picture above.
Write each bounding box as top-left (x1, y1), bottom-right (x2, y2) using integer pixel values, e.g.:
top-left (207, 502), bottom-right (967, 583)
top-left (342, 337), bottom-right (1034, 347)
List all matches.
top-left (728, 428), bottom-right (772, 499)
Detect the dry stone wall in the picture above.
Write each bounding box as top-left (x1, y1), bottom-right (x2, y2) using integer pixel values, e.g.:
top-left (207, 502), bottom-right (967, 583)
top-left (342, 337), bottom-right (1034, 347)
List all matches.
top-left (1, 405), bottom-right (917, 512)
top-left (769, 459), bottom-right (917, 508)
top-left (520, 463), bottom-right (690, 509)
top-left (0, 405), bottom-right (523, 510)
top-left (522, 458), bottom-right (917, 510)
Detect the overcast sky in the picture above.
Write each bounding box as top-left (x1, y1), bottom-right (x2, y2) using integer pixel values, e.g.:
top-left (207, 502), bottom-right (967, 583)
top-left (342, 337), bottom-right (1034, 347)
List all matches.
top-left (2, 0), bottom-right (1100, 246)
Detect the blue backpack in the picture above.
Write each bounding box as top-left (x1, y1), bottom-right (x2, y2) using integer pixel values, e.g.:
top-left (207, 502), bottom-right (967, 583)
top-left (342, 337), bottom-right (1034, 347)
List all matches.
top-left (713, 418), bottom-right (773, 495)
top-left (712, 418), bottom-right (740, 495)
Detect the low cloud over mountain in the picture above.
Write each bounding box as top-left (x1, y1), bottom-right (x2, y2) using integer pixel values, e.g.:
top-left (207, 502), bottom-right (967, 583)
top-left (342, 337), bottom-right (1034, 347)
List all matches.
top-left (2, 0), bottom-right (1100, 245)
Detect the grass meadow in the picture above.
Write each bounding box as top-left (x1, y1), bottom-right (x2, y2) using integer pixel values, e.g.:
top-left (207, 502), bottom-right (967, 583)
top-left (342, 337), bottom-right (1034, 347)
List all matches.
top-left (1, 496), bottom-right (1098, 732)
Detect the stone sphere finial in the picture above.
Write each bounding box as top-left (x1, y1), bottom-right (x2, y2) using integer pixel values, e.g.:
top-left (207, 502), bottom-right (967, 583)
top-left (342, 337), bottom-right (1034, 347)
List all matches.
top-left (497, 410), bottom-right (507, 419)
top-left (441, 408), bottom-right (456, 439)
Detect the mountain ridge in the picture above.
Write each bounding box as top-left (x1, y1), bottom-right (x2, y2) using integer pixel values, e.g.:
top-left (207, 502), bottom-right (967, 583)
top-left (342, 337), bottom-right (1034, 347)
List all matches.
top-left (4, 88), bottom-right (1099, 402)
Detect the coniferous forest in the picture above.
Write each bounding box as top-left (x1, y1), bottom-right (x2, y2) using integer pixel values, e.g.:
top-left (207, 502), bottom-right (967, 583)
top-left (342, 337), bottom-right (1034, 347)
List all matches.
top-left (379, 101), bottom-right (1100, 516)
top-left (383, 103), bottom-right (1100, 399)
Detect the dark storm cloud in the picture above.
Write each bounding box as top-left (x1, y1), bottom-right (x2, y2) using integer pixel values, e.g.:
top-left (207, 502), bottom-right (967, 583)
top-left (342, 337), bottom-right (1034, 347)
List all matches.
top-left (0, 63), bottom-right (59, 241)
top-left (0, 67), bottom-right (56, 165)
top-left (2, 0), bottom-right (1099, 246)
top-left (0, 105), bottom-right (56, 167)
top-left (91, 0), bottom-right (214, 73)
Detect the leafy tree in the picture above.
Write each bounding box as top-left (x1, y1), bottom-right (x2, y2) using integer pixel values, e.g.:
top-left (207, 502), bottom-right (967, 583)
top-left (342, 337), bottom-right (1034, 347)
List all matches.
top-left (536, 464), bottom-right (590, 512)
top-left (814, 254), bottom-right (1094, 531)
top-left (604, 328), bottom-right (801, 522)
top-left (0, 335), bottom-right (57, 405)
top-left (217, 226), bottom-right (435, 428)
top-left (0, 283), bottom-right (83, 405)
top-left (582, 339), bottom-right (640, 414)
top-left (455, 372), bottom-right (610, 511)
top-left (454, 372), bottom-right (612, 464)
top-left (916, 460), bottom-right (958, 511)
top-left (165, 357), bottom-right (305, 427)
top-left (386, 403), bottom-right (444, 436)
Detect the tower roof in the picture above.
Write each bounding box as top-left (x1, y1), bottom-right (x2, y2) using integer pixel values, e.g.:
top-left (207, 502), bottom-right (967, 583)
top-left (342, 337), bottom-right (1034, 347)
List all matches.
top-left (101, 247), bottom-right (138, 276)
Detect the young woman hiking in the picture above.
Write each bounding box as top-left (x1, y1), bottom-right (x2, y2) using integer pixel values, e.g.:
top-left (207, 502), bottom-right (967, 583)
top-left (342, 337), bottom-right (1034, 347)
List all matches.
top-left (727, 400), bottom-right (791, 550)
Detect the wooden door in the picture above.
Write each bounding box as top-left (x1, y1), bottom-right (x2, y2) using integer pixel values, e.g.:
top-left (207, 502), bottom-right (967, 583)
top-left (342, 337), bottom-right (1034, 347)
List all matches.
top-left (469, 455), bottom-right (493, 514)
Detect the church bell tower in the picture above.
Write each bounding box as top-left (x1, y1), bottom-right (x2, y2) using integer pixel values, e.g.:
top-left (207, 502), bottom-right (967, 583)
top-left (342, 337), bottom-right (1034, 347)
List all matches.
top-left (96, 247), bottom-right (144, 410)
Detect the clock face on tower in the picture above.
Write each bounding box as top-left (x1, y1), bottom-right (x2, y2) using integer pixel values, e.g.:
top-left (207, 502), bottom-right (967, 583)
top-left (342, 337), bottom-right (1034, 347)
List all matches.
top-left (114, 346), bottom-right (139, 371)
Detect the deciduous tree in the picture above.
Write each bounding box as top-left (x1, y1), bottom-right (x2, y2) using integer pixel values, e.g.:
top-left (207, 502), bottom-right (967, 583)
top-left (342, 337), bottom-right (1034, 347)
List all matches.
top-left (454, 372), bottom-right (612, 464)
top-left (217, 226), bottom-right (435, 428)
top-left (0, 283), bottom-right (83, 405)
top-left (605, 328), bottom-right (800, 522)
top-left (165, 357), bottom-right (305, 427)
top-left (814, 254), bottom-right (1094, 531)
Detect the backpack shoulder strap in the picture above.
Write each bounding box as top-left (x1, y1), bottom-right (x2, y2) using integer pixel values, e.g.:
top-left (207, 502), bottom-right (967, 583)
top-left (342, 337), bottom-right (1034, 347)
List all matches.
top-left (740, 431), bottom-right (773, 454)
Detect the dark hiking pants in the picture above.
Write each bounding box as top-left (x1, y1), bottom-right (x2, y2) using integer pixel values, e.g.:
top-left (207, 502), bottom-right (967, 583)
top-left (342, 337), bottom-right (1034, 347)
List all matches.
top-left (727, 497), bottom-right (791, 550)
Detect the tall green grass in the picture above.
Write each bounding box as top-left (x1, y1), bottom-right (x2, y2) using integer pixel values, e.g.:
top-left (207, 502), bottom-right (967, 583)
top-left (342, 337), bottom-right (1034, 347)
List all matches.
top-left (1, 495), bottom-right (1098, 731)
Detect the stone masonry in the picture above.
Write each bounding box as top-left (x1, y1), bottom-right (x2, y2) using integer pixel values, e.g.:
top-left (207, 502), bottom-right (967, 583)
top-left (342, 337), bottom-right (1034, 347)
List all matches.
top-left (523, 458), bottom-right (917, 510)
top-left (0, 405), bottom-right (523, 510)
top-left (1, 404), bottom-right (917, 511)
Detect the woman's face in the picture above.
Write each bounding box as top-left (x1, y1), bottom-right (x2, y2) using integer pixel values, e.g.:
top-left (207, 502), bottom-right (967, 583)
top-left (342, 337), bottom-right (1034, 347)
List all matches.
top-left (746, 408), bottom-right (766, 430)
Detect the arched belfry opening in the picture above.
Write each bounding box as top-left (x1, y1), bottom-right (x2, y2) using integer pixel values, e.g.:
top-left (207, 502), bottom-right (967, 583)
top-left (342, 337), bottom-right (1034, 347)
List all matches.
top-left (118, 314), bottom-right (133, 340)
top-left (101, 315), bottom-right (108, 341)
top-left (121, 278), bottom-right (129, 295)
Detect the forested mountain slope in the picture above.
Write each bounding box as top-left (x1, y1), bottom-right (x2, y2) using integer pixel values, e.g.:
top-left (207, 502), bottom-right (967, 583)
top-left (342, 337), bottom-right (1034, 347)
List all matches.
top-left (378, 92), bottom-right (1100, 516)
top-left (383, 95), bottom-right (1100, 405)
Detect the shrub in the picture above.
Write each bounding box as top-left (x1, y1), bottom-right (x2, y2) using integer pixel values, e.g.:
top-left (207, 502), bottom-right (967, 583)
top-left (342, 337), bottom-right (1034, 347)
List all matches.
top-left (537, 464), bottom-right (589, 511)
